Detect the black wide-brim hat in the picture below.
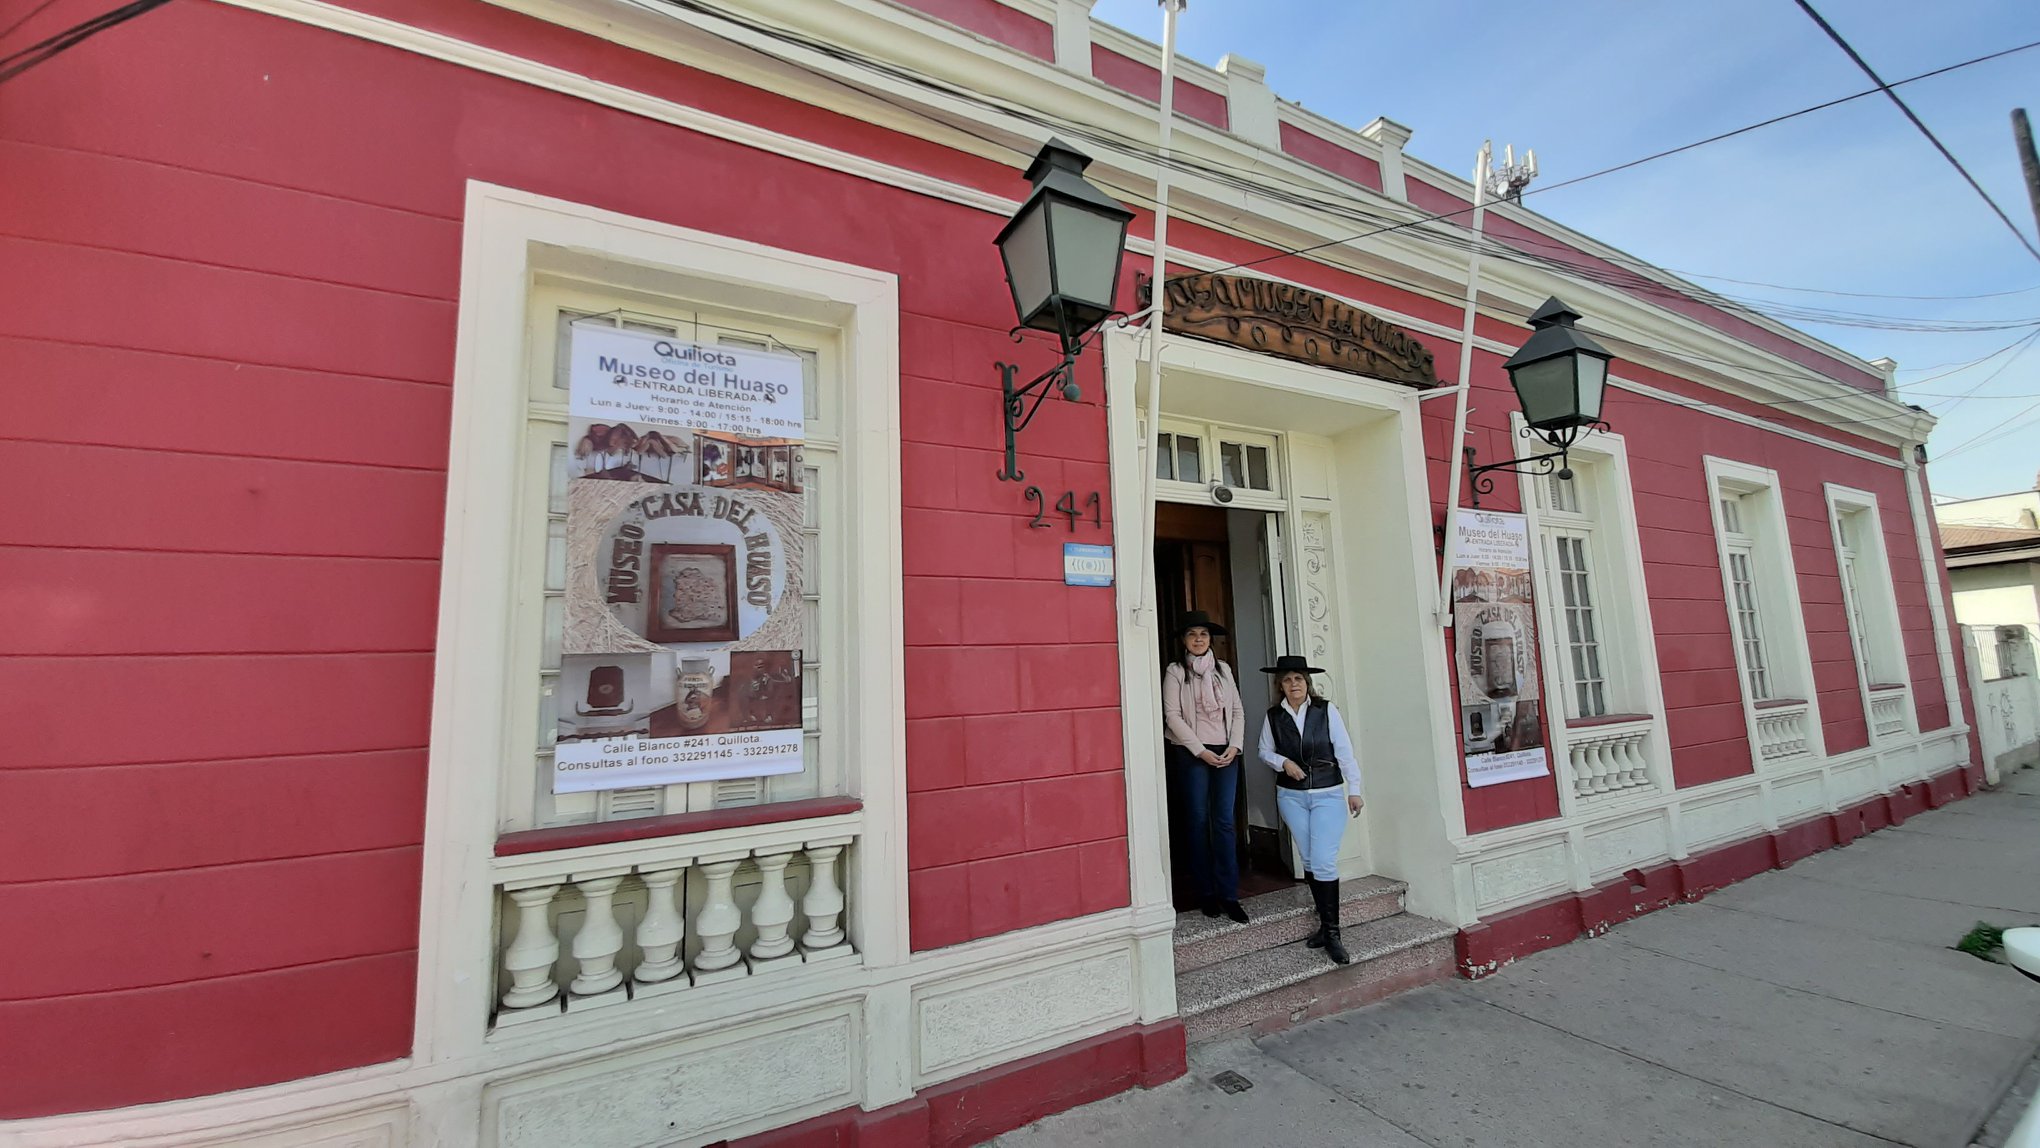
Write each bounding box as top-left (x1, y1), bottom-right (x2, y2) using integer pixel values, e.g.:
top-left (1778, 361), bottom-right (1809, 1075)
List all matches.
top-left (1261, 654), bottom-right (1326, 675)
top-left (1175, 609), bottom-right (1228, 638)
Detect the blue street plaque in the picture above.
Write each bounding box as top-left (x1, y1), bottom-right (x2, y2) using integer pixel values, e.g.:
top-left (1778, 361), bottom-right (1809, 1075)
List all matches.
top-left (1063, 543), bottom-right (1113, 587)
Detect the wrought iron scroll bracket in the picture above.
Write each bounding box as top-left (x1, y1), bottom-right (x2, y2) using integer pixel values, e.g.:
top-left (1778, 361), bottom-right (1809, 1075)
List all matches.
top-left (1460, 421), bottom-right (1609, 508)
top-left (996, 353), bottom-right (1078, 483)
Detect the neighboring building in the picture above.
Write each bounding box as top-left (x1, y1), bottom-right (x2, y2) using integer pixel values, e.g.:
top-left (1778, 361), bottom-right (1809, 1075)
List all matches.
top-left (0, 2), bottom-right (1981, 1146)
top-left (1939, 487), bottom-right (2040, 659)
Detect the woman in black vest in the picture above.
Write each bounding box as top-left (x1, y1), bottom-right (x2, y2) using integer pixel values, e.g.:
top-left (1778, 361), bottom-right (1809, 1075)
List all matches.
top-left (1256, 655), bottom-right (1364, 964)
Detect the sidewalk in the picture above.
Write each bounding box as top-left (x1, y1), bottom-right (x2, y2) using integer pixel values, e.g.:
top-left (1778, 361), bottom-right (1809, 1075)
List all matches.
top-left (995, 766), bottom-right (2040, 1148)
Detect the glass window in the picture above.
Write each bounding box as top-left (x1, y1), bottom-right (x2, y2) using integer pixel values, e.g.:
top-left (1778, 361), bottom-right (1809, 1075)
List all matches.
top-left (1555, 534), bottom-right (1606, 717)
top-left (1727, 548), bottom-right (1771, 700)
top-left (1220, 441), bottom-right (1244, 488)
top-left (1245, 445), bottom-right (1270, 491)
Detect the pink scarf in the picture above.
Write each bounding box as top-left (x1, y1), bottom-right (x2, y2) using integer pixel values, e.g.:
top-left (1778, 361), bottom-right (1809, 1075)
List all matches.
top-left (1187, 652), bottom-right (1224, 724)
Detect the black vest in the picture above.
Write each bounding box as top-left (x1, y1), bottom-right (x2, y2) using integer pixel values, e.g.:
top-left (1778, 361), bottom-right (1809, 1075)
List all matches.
top-left (1268, 699), bottom-right (1343, 791)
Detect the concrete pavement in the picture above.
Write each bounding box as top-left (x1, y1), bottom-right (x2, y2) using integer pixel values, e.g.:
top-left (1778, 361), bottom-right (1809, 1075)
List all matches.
top-left (995, 766), bottom-right (2040, 1148)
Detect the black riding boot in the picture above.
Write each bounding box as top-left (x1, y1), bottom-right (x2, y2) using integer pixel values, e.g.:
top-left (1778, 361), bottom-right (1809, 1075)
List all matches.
top-left (1319, 877), bottom-right (1350, 965)
top-left (1303, 877), bottom-right (1327, 949)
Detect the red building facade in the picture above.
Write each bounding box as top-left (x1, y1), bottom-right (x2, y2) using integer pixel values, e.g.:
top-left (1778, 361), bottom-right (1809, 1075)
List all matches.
top-left (0, 1), bottom-right (1980, 1145)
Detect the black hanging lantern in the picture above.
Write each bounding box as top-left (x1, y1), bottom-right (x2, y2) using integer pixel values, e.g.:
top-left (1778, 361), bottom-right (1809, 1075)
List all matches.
top-left (1464, 297), bottom-right (1615, 508)
top-left (1501, 297), bottom-right (1612, 433)
top-left (992, 139), bottom-right (1134, 481)
top-left (995, 138), bottom-right (1135, 354)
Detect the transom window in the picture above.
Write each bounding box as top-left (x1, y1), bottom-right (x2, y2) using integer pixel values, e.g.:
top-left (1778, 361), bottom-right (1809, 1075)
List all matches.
top-left (1153, 420), bottom-right (1281, 497)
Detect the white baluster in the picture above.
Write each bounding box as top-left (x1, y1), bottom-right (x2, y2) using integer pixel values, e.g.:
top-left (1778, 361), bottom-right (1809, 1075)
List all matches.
top-left (567, 869), bottom-right (629, 1008)
top-left (633, 863), bottom-right (690, 996)
top-left (801, 838), bottom-right (854, 962)
top-left (1571, 742), bottom-right (1594, 797)
top-left (692, 851), bottom-right (749, 985)
top-left (1620, 737), bottom-right (1649, 787)
top-left (1588, 742), bottom-right (1613, 793)
top-left (499, 882), bottom-right (562, 1023)
top-left (749, 846), bottom-right (801, 970)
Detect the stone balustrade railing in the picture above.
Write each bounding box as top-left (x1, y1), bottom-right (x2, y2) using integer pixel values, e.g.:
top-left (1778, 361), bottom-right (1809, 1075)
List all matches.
top-left (1564, 716), bottom-right (1654, 799)
top-left (1754, 700), bottom-right (1812, 764)
top-left (490, 809), bottom-right (859, 1030)
top-left (1869, 685), bottom-right (1911, 739)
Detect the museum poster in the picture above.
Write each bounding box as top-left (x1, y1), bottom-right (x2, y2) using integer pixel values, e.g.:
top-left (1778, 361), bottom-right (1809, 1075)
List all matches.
top-left (1448, 510), bottom-right (1552, 789)
top-left (554, 324), bottom-right (807, 793)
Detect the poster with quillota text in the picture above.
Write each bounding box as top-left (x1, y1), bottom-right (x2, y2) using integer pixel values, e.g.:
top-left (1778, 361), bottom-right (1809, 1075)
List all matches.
top-left (1448, 510), bottom-right (1551, 789)
top-left (553, 324), bottom-right (808, 793)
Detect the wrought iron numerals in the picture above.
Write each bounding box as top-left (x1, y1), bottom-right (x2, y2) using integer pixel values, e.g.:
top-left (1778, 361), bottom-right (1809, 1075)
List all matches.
top-left (1023, 487), bottom-right (1103, 532)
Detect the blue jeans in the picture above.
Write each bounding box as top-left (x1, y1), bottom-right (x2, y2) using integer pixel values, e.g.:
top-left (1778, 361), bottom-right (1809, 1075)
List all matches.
top-left (1169, 744), bottom-right (1239, 902)
top-left (1277, 784), bottom-right (1347, 881)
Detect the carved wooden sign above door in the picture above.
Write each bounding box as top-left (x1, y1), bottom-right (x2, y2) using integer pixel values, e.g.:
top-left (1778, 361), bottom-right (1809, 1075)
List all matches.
top-left (1137, 272), bottom-right (1440, 388)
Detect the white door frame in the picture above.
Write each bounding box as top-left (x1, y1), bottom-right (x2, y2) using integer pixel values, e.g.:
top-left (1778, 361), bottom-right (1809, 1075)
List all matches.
top-left (1104, 325), bottom-right (1464, 926)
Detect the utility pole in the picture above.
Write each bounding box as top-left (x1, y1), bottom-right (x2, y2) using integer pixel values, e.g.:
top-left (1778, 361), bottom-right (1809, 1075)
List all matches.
top-left (2015, 109), bottom-right (2040, 243)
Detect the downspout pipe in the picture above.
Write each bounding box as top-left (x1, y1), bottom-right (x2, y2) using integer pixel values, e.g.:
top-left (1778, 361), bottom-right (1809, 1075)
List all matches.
top-left (1436, 142), bottom-right (1494, 626)
top-left (1135, 0), bottom-right (1185, 631)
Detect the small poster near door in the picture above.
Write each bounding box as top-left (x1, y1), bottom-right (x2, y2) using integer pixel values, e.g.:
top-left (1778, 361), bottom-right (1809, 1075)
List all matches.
top-left (1447, 511), bottom-right (1551, 788)
top-left (553, 324), bottom-right (808, 793)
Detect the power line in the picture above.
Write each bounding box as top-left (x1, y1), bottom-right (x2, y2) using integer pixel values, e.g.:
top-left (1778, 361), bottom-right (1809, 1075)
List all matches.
top-left (1792, 0), bottom-right (2040, 263)
top-left (647, 0), bottom-right (2040, 326)
top-left (0, 0), bottom-right (173, 85)
top-left (0, 0), bottom-right (65, 42)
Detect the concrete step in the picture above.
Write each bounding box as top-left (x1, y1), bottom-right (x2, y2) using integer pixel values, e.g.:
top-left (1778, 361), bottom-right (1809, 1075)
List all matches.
top-left (1172, 875), bottom-right (1406, 973)
top-left (1176, 912), bottom-right (1458, 1041)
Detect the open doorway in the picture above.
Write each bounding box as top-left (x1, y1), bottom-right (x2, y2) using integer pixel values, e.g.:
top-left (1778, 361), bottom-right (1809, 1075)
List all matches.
top-left (1154, 501), bottom-right (1295, 910)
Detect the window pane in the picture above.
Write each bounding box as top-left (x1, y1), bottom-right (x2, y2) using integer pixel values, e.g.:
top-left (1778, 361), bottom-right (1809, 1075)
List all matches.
top-left (1155, 433), bottom-right (1175, 480)
top-left (1246, 445), bottom-right (1270, 490)
top-left (1176, 436), bottom-right (1201, 484)
top-left (1220, 442), bottom-right (1244, 488)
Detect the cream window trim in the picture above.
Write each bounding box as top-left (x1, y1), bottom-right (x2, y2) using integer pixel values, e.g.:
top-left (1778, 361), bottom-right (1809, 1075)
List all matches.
top-left (1704, 456), bottom-right (1825, 765)
top-left (413, 181), bottom-right (904, 1067)
top-left (1515, 422), bottom-right (1672, 803)
top-left (1825, 483), bottom-right (1913, 739)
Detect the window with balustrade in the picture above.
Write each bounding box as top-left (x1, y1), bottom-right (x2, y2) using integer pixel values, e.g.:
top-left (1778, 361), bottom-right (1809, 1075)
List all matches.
top-left (1826, 485), bottom-right (1913, 740)
top-left (1705, 458), bottom-right (1822, 767)
top-left (417, 186), bottom-right (904, 1047)
top-left (1517, 427), bottom-right (1669, 802)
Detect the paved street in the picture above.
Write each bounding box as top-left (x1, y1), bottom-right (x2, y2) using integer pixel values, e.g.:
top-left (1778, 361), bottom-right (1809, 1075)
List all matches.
top-left (997, 766), bottom-right (2040, 1148)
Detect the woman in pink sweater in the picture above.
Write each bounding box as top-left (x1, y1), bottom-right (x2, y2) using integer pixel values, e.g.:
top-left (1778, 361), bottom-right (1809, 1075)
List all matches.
top-left (1161, 610), bottom-right (1249, 922)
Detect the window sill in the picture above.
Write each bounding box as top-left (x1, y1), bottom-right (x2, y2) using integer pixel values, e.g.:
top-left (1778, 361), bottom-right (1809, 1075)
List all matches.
top-left (496, 796), bottom-right (863, 857)
top-left (1565, 713), bottom-right (1652, 730)
top-left (1868, 683), bottom-right (1908, 693)
top-left (1753, 697), bottom-right (1808, 711)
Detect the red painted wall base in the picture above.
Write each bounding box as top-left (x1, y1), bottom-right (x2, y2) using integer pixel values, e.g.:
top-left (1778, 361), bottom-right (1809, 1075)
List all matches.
top-left (1456, 763), bottom-right (1985, 978)
top-left (721, 1021), bottom-right (1188, 1148)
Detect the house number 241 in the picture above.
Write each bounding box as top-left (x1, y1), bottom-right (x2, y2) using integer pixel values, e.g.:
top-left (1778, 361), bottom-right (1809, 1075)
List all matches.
top-left (1023, 487), bottom-right (1102, 532)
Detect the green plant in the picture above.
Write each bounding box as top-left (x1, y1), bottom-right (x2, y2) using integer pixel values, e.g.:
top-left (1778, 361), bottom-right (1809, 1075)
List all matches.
top-left (1954, 922), bottom-right (2006, 962)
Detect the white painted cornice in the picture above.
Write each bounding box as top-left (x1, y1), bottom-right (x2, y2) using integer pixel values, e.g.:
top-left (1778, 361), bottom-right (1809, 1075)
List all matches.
top-left (233, 0), bottom-right (1923, 449)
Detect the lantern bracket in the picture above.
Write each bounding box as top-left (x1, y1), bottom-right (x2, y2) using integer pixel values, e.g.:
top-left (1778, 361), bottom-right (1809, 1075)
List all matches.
top-left (1461, 422), bottom-right (1606, 508)
top-left (997, 354), bottom-right (1079, 483)
top-left (995, 316), bottom-right (1121, 483)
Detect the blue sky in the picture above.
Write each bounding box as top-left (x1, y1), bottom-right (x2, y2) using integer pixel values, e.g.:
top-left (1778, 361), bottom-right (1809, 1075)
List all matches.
top-left (1091, 0), bottom-right (2040, 499)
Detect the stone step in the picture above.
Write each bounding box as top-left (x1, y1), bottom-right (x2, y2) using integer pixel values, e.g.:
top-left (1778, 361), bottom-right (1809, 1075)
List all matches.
top-left (1171, 875), bottom-right (1406, 974)
top-left (1176, 912), bottom-right (1458, 1041)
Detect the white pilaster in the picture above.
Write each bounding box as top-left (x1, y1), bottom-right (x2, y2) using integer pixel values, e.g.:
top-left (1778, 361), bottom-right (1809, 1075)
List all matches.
top-left (1217, 54), bottom-right (1278, 149)
top-left (1360, 116), bottom-right (1414, 202)
top-left (1870, 356), bottom-right (1900, 401)
top-left (1053, 0), bottom-right (1097, 77)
